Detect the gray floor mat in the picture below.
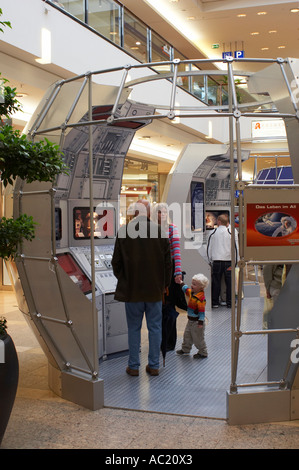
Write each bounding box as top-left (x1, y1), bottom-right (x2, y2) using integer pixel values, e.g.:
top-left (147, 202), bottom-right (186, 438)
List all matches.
top-left (99, 296), bottom-right (267, 419)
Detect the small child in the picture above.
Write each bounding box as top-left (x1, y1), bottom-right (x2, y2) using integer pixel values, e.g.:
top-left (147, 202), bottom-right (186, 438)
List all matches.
top-left (176, 273), bottom-right (209, 359)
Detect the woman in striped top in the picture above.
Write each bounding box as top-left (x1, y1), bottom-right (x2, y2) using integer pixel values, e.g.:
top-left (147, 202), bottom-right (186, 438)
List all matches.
top-left (152, 203), bottom-right (182, 283)
top-left (152, 203), bottom-right (184, 351)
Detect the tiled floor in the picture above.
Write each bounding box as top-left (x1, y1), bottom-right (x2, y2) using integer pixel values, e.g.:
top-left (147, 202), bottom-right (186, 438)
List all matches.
top-left (1, 289), bottom-right (299, 450)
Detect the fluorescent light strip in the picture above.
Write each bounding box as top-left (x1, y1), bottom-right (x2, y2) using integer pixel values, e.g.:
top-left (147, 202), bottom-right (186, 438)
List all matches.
top-left (130, 141), bottom-right (180, 161)
top-left (35, 28), bottom-right (52, 64)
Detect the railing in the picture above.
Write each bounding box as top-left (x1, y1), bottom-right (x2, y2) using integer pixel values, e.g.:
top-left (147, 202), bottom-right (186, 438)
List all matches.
top-left (45, 0), bottom-right (232, 107)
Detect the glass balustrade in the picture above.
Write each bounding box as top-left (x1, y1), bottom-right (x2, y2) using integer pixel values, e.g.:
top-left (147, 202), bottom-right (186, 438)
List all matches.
top-left (47, 0), bottom-right (263, 109)
top-left (87, 0), bottom-right (121, 46)
top-left (123, 10), bottom-right (148, 63)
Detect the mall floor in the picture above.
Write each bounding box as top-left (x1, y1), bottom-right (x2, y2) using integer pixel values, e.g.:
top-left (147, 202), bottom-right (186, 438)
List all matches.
top-left (1, 288), bottom-right (299, 450)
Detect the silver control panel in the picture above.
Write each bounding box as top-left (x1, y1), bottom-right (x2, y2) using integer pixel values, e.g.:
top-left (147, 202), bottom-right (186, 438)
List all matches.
top-left (69, 245), bottom-right (117, 294)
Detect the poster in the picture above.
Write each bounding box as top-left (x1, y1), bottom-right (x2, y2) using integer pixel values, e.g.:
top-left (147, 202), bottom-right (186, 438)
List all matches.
top-left (244, 186), bottom-right (299, 261)
top-left (247, 203), bottom-right (299, 247)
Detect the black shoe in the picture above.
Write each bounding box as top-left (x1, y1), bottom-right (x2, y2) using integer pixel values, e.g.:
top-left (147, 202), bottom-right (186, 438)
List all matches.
top-left (193, 352), bottom-right (208, 359)
top-left (176, 349), bottom-right (189, 355)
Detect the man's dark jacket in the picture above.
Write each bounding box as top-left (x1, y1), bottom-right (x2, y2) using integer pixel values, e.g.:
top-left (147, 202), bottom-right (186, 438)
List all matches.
top-left (112, 216), bottom-right (172, 302)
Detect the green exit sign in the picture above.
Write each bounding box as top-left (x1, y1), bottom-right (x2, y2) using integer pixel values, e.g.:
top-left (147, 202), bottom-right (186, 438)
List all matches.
top-left (212, 44), bottom-right (219, 49)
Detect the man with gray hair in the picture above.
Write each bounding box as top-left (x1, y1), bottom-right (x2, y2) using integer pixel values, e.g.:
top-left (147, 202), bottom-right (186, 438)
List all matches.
top-left (112, 199), bottom-right (172, 377)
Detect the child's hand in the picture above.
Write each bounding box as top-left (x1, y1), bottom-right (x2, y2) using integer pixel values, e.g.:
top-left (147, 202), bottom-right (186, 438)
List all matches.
top-left (197, 320), bottom-right (203, 328)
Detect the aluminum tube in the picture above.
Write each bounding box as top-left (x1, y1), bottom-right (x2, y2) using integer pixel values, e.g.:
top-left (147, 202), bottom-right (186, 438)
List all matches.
top-left (110, 67), bottom-right (130, 117)
top-left (88, 74), bottom-right (99, 378)
top-left (18, 190), bottom-right (53, 196)
top-left (50, 186), bottom-right (56, 257)
top-left (242, 112), bottom-right (295, 118)
top-left (67, 323), bottom-right (96, 375)
top-left (279, 61), bottom-right (299, 113)
top-left (64, 363), bottom-right (95, 376)
top-left (228, 65), bottom-right (239, 389)
top-left (30, 83), bottom-right (62, 134)
top-left (169, 62), bottom-right (179, 113)
top-left (64, 76), bottom-right (89, 125)
top-left (236, 381), bottom-right (282, 388)
top-left (227, 61), bottom-right (239, 111)
top-left (53, 258), bottom-right (72, 323)
top-left (35, 315), bottom-right (68, 325)
top-left (246, 260), bottom-right (299, 265)
top-left (242, 328), bottom-right (298, 335)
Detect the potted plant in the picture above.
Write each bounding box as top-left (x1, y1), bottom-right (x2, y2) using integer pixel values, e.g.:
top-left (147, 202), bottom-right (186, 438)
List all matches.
top-left (0, 315), bottom-right (19, 446)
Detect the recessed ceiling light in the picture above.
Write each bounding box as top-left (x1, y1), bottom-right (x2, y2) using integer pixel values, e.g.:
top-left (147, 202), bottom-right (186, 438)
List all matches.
top-left (251, 32), bottom-right (259, 35)
top-left (237, 13), bottom-right (246, 17)
top-left (187, 16), bottom-right (195, 20)
top-left (257, 11), bottom-right (267, 15)
top-left (278, 45), bottom-right (286, 49)
top-left (269, 30), bottom-right (277, 33)
top-left (261, 47), bottom-right (269, 50)
top-left (291, 8), bottom-right (299, 13)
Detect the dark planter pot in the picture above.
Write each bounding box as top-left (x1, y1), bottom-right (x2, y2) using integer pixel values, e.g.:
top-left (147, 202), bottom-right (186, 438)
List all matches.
top-left (0, 333), bottom-right (19, 446)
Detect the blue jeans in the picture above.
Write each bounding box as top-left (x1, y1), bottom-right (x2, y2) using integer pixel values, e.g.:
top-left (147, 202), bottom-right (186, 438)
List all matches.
top-left (125, 301), bottom-right (162, 370)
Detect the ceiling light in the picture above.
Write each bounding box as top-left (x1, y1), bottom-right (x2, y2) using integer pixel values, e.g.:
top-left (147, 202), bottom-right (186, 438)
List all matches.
top-left (290, 8), bottom-right (299, 13)
top-left (269, 30), bottom-right (277, 33)
top-left (261, 47), bottom-right (269, 51)
top-left (278, 45), bottom-right (286, 49)
top-left (251, 32), bottom-right (259, 35)
top-left (16, 92), bottom-right (28, 98)
top-left (187, 16), bottom-right (195, 20)
top-left (257, 11), bottom-right (267, 15)
top-left (237, 14), bottom-right (246, 17)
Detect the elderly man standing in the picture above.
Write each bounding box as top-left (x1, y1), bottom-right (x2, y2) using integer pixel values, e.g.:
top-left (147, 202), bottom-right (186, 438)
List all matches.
top-left (112, 199), bottom-right (172, 377)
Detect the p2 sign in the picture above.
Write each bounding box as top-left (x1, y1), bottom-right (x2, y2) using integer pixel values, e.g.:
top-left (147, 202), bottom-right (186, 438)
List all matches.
top-left (234, 50), bottom-right (244, 59)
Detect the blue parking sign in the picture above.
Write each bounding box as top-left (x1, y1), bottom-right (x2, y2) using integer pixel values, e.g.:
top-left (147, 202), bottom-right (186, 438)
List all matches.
top-left (222, 51), bottom-right (233, 59)
top-left (234, 50), bottom-right (244, 58)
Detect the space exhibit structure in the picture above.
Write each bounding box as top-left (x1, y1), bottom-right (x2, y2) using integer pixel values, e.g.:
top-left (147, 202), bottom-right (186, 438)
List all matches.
top-left (6, 56), bottom-right (299, 423)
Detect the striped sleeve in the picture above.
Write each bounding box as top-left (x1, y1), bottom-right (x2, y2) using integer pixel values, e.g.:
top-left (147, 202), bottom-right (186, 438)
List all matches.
top-left (168, 223), bottom-right (182, 276)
